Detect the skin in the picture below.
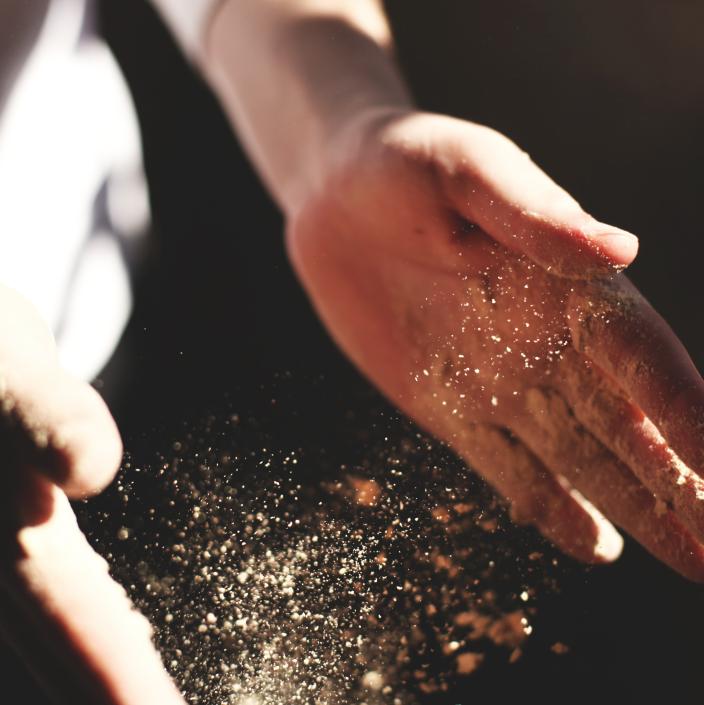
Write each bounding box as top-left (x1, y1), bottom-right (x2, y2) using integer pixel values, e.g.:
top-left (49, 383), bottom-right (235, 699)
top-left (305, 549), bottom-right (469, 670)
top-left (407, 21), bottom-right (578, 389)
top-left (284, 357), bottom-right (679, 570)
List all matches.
top-left (287, 110), bottom-right (704, 580)
top-left (0, 284), bottom-right (185, 704)
top-left (205, 1), bottom-right (704, 578)
top-left (3, 0), bottom-right (704, 701)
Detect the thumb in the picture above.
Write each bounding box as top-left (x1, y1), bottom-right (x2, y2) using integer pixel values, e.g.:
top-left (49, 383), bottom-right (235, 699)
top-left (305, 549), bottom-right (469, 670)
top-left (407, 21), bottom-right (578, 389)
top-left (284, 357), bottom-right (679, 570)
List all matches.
top-left (448, 124), bottom-right (639, 277)
top-left (0, 284), bottom-right (122, 497)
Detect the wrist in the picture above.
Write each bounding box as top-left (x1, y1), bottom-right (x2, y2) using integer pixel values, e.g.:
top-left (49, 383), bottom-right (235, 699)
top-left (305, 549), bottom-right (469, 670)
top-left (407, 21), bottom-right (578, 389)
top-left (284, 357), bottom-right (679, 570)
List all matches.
top-left (205, 0), bottom-right (414, 218)
top-left (275, 15), bottom-right (414, 216)
top-left (289, 101), bottom-right (414, 220)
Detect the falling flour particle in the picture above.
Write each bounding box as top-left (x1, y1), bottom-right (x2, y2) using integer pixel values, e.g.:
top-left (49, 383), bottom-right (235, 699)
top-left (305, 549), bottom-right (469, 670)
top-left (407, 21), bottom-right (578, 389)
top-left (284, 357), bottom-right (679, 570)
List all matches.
top-left (361, 671), bottom-right (384, 691)
top-left (237, 697), bottom-right (261, 705)
top-left (86, 412), bottom-right (565, 705)
top-left (456, 652), bottom-right (484, 675)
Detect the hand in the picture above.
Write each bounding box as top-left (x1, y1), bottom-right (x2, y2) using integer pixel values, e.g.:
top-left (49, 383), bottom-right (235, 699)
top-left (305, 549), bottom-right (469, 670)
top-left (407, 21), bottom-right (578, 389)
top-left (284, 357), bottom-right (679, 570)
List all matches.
top-left (0, 284), bottom-right (184, 704)
top-left (287, 110), bottom-right (704, 581)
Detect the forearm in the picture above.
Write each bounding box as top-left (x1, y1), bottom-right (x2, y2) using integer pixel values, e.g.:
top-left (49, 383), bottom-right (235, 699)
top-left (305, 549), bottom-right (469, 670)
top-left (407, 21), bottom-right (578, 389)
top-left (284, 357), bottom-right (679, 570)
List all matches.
top-left (202, 0), bottom-right (413, 216)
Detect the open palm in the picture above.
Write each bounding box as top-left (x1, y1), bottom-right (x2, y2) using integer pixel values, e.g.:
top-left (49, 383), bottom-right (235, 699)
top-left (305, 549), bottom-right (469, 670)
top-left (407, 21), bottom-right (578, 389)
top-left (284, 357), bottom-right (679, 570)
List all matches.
top-left (289, 111), bottom-right (704, 580)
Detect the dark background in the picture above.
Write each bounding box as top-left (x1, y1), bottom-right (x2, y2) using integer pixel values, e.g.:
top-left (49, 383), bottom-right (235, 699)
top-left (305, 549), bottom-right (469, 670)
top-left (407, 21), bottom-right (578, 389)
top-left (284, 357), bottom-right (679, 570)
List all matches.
top-left (6, 1), bottom-right (704, 703)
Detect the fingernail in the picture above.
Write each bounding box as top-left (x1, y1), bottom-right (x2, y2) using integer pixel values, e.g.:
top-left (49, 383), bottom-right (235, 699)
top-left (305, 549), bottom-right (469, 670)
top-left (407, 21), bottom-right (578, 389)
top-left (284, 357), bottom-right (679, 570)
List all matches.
top-left (587, 225), bottom-right (639, 267)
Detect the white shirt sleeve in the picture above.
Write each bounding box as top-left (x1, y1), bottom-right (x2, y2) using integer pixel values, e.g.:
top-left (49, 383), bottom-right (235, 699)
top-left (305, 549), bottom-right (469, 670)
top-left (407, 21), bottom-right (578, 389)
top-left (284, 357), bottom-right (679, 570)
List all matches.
top-left (149, 0), bottom-right (222, 61)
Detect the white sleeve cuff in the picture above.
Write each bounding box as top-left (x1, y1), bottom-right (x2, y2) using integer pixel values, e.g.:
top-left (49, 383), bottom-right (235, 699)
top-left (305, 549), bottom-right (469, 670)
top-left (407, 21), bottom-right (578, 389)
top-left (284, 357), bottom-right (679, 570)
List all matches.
top-left (149, 0), bottom-right (223, 62)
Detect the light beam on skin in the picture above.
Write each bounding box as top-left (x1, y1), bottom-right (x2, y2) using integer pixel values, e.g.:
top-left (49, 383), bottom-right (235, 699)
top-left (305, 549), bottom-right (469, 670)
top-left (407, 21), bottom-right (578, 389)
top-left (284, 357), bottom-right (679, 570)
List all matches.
top-left (555, 480), bottom-right (624, 563)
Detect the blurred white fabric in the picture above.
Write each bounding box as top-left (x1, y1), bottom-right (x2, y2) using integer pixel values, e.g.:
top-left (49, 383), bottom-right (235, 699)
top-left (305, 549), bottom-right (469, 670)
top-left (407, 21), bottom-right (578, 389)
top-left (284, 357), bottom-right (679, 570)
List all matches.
top-left (0, 0), bottom-right (149, 382)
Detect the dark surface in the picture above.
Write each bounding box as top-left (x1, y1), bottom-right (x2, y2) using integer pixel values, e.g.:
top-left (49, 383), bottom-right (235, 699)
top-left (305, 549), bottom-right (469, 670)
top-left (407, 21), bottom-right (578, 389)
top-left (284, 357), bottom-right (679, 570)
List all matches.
top-left (4, 1), bottom-right (704, 703)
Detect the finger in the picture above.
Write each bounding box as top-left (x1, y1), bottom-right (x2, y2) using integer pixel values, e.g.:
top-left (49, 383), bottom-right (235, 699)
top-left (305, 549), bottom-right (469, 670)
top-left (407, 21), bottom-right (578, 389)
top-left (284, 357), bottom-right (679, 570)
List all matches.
top-left (0, 284), bottom-right (122, 497)
top-left (515, 387), bottom-right (704, 582)
top-left (2, 366), bottom-right (123, 497)
top-left (446, 124), bottom-right (639, 277)
top-left (0, 475), bottom-right (185, 705)
top-left (453, 422), bottom-right (622, 564)
top-left (568, 277), bottom-right (704, 480)
top-left (557, 350), bottom-right (704, 543)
